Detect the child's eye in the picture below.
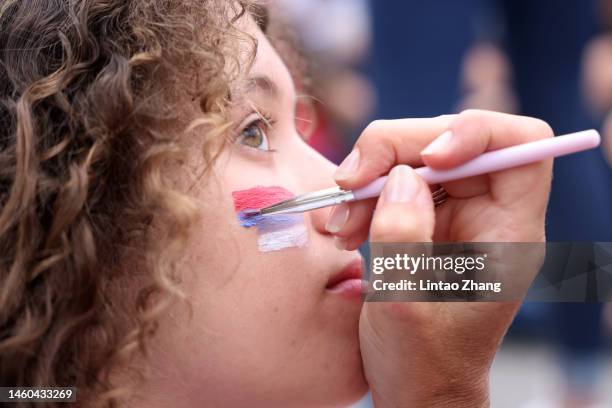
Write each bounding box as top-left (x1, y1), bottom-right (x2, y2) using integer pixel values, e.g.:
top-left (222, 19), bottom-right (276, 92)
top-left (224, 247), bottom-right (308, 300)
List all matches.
top-left (236, 118), bottom-right (270, 151)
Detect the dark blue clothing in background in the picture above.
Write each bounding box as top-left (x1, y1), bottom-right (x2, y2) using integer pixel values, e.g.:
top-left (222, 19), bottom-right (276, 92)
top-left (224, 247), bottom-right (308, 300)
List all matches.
top-left (500, 0), bottom-right (612, 242)
top-left (367, 0), bottom-right (482, 118)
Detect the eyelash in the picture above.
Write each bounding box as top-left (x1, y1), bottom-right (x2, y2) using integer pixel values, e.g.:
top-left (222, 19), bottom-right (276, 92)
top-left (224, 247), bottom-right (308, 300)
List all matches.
top-left (236, 111), bottom-right (277, 152)
top-left (251, 113), bottom-right (274, 131)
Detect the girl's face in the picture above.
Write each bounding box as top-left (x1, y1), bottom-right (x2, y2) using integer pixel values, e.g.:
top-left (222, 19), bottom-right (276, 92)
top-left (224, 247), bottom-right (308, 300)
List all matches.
top-left (137, 17), bottom-right (368, 408)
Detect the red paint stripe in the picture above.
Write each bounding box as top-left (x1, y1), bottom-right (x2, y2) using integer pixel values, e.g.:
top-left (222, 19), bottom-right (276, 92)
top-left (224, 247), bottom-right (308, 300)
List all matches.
top-left (232, 186), bottom-right (295, 212)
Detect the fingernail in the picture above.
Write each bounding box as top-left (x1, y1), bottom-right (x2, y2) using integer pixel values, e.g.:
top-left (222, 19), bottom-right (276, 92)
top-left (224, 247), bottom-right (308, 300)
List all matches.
top-left (325, 204), bottom-right (350, 233)
top-left (421, 130), bottom-right (453, 156)
top-left (381, 165), bottom-right (419, 203)
top-left (334, 148), bottom-right (360, 181)
top-left (334, 236), bottom-right (347, 250)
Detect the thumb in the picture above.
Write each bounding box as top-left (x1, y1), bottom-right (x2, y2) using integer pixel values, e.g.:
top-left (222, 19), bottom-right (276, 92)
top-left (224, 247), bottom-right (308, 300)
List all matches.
top-left (370, 165), bottom-right (435, 243)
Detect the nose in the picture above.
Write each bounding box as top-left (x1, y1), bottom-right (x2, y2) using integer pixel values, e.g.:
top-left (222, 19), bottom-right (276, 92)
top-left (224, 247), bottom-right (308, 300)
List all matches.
top-left (289, 139), bottom-right (341, 236)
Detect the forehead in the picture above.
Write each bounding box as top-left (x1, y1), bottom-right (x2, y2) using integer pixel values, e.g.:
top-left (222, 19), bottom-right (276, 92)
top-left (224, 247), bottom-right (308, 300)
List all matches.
top-left (235, 14), bottom-right (294, 97)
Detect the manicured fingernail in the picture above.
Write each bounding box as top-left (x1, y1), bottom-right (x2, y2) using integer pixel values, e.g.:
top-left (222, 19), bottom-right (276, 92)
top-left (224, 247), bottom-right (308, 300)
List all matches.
top-left (334, 236), bottom-right (347, 250)
top-left (326, 204), bottom-right (350, 233)
top-left (421, 130), bottom-right (453, 156)
top-left (334, 148), bottom-right (360, 181)
top-left (382, 165), bottom-right (419, 203)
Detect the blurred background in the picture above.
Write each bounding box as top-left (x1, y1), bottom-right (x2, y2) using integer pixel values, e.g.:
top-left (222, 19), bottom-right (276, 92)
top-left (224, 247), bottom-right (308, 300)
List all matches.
top-left (273, 0), bottom-right (612, 407)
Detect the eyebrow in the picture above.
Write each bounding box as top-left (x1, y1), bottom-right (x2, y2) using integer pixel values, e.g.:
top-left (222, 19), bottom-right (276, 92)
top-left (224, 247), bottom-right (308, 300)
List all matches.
top-left (246, 75), bottom-right (280, 98)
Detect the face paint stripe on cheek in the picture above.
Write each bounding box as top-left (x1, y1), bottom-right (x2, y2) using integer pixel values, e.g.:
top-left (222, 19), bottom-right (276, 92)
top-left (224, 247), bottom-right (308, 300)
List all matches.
top-left (232, 186), bottom-right (295, 213)
top-left (232, 186), bottom-right (309, 252)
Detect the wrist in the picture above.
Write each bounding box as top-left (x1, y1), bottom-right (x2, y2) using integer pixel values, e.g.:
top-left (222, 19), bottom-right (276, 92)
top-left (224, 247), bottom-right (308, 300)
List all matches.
top-left (370, 371), bottom-right (490, 408)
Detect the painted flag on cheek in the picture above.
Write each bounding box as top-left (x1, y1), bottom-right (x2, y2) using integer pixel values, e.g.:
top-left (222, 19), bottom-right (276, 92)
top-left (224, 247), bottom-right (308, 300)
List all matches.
top-left (232, 186), bottom-right (308, 252)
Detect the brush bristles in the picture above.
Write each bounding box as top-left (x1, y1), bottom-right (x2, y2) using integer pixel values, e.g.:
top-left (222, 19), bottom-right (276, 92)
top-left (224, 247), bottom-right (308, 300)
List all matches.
top-left (241, 209), bottom-right (261, 217)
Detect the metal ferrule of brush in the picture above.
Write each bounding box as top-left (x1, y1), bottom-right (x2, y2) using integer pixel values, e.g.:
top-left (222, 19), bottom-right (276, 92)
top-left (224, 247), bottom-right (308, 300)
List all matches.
top-left (259, 186), bottom-right (356, 216)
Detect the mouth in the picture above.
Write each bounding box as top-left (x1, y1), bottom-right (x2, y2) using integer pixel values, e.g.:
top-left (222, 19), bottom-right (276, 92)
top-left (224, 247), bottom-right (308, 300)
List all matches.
top-left (326, 258), bottom-right (365, 299)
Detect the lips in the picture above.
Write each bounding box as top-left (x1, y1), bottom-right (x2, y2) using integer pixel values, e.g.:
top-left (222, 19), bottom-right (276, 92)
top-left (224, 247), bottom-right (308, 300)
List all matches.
top-left (326, 258), bottom-right (365, 299)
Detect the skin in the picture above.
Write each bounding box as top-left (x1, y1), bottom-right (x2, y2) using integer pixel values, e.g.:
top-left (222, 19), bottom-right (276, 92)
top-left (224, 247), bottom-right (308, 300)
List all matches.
top-left (129, 13), bottom-right (554, 408)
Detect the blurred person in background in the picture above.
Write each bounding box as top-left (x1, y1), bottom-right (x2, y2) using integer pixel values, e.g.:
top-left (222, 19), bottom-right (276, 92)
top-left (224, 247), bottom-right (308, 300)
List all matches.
top-left (583, 0), bottom-right (612, 164)
top-left (458, 40), bottom-right (518, 114)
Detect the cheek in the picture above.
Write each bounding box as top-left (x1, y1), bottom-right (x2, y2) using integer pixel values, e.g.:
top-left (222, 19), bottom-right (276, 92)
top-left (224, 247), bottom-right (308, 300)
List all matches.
top-left (232, 186), bottom-right (309, 252)
top-left (161, 252), bottom-right (325, 393)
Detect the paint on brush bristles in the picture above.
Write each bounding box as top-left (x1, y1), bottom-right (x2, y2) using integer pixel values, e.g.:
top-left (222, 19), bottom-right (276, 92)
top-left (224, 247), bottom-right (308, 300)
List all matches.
top-left (232, 186), bottom-right (308, 252)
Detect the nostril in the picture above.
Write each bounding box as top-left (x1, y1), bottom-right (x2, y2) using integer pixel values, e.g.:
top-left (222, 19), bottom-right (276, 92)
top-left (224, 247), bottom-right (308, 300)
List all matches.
top-left (325, 203), bottom-right (350, 234)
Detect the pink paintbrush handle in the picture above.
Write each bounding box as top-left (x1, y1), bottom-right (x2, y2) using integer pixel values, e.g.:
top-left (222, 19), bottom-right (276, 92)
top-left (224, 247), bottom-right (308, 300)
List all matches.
top-left (352, 129), bottom-right (601, 201)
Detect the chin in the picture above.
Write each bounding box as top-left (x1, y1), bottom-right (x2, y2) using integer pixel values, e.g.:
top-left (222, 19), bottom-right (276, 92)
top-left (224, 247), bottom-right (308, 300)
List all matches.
top-left (333, 369), bottom-right (369, 408)
top-left (285, 333), bottom-right (367, 407)
top-left (318, 337), bottom-right (368, 407)
top-left (300, 378), bottom-right (368, 408)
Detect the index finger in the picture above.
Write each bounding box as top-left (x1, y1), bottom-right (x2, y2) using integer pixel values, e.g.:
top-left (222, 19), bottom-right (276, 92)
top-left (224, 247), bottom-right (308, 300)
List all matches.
top-left (334, 110), bottom-right (555, 192)
top-left (421, 110), bottom-right (555, 169)
top-left (334, 115), bottom-right (455, 190)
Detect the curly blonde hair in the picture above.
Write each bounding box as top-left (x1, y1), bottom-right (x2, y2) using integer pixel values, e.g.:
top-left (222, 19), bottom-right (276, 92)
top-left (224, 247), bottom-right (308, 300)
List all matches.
top-left (0, 0), bottom-right (271, 406)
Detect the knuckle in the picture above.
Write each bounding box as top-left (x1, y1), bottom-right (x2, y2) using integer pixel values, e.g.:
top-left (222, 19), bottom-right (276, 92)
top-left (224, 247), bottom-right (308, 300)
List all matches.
top-left (529, 118), bottom-right (554, 139)
top-left (368, 302), bottom-right (433, 330)
top-left (361, 119), bottom-right (388, 141)
top-left (452, 109), bottom-right (490, 134)
top-left (356, 120), bottom-right (397, 170)
top-left (457, 108), bottom-right (488, 121)
top-left (383, 303), bottom-right (430, 326)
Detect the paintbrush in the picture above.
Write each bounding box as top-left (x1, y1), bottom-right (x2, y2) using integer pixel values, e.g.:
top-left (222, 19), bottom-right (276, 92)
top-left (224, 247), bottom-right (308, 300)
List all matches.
top-left (244, 129), bottom-right (601, 217)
